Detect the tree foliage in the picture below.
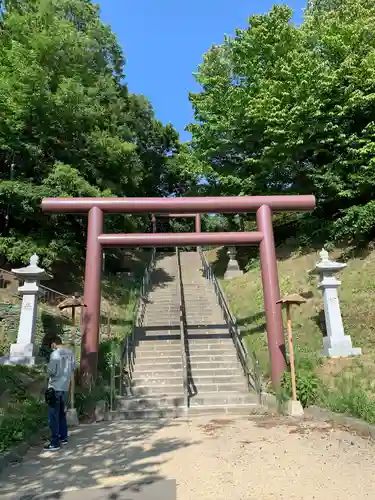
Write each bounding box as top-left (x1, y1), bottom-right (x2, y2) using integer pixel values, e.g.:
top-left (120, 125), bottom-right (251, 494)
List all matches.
top-left (188, 0), bottom-right (375, 245)
top-left (0, 0), bottom-right (185, 269)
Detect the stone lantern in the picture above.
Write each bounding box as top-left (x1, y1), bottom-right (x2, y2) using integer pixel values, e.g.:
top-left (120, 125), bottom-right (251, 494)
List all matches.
top-left (313, 249), bottom-right (361, 357)
top-left (224, 247), bottom-right (243, 280)
top-left (8, 254), bottom-right (51, 365)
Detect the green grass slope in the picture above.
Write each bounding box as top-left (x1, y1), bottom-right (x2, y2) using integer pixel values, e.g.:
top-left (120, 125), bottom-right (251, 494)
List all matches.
top-left (206, 245), bottom-right (375, 421)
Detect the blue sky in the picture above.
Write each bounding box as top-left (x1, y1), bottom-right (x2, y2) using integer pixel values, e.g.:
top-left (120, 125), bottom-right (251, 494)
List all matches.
top-left (98, 0), bottom-right (306, 142)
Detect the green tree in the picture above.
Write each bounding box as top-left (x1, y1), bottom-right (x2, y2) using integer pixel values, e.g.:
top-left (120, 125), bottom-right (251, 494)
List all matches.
top-left (188, 0), bottom-right (375, 245)
top-left (0, 0), bottom-right (181, 270)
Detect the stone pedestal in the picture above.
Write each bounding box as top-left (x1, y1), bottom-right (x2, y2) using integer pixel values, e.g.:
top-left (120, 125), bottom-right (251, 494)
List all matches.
top-left (313, 249), bottom-right (361, 358)
top-left (285, 399), bottom-right (304, 417)
top-left (8, 254), bottom-right (51, 365)
top-left (224, 247), bottom-right (243, 280)
top-left (66, 408), bottom-right (79, 427)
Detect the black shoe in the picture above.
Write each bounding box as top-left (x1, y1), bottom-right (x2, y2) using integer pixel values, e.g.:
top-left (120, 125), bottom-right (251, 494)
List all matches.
top-left (60, 439), bottom-right (68, 445)
top-left (43, 443), bottom-right (60, 451)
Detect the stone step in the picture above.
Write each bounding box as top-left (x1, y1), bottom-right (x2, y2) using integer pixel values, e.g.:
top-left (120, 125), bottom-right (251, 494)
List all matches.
top-left (184, 312), bottom-right (224, 318)
top-left (143, 305), bottom-right (179, 309)
top-left (145, 303), bottom-right (178, 307)
top-left (132, 367), bottom-right (243, 380)
top-left (134, 359), bottom-right (182, 369)
top-left (186, 345), bottom-right (236, 359)
top-left (188, 367), bottom-right (245, 377)
top-left (185, 331), bottom-right (232, 336)
top-left (134, 353), bottom-right (237, 364)
top-left (135, 344), bottom-right (182, 351)
top-left (135, 347), bottom-right (235, 356)
top-left (135, 338), bottom-right (181, 345)
top-left (188, 382), bottom-right (247, 393)
top-left (132, 368), bottom-right (183, 378)
top-left (184, 317), bottom-right (224, 324)
top-left (146, 298), bottom-right (178, 304)
top-left (109, 407), bottom-right (187, 420)
top-left (136, 348), bottom-right (181, 357)
top-left (132, 376), bottom-right (182, 386)
top-left (134, 355), bottom-right (181, 365)
top-left (187, 374), bottom-right (245, 385)
top-left (131, 384), bottom-right (184, 396)
top-left (141, 322), bottom-right (180, 328)
top-left (188, 352), bottom-right (237, 361)
top-left (135, 329), bottom-right (180, 336)
top-left (136, 335), bottom-right (181, 341)
top-left (189, 392), bottom-right (255, 406)
top-left (184, 297), bottom-right (222, 303)
top-left (132, 373), bottom-right (244, 387)
top-left (135, 333), bottom-right (231, 342)
top-left (135, 344), bottom-right (235, 355)
top-left (111, 399), bottom-right (263, 420)
top-left (187, 337), bottom-right (233, 344)
top-left (134, 360), bottom-right (239, 371)
top-left (187, 403), bottom-right (264, 417)
top-left (135, 338), bottom-right (232, 346)
top-left (117, 394), bottom-right (185, 410)
top-left (142, 317), bottom-right (180, 324)
top-left (184, 309), bottom-right (223, 315)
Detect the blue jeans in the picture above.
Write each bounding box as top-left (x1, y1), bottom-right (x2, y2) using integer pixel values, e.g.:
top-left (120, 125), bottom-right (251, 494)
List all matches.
top-left (48, 391), bottom-right (68, 446)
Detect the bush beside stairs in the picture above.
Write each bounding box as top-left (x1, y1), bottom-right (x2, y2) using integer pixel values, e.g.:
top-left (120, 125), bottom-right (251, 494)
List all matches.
top-left (115, 251), bottom-right (261, 419)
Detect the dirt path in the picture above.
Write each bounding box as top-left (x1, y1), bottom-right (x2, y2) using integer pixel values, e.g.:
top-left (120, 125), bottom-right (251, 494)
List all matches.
top-left (1, 415), bottom-right (375, 499)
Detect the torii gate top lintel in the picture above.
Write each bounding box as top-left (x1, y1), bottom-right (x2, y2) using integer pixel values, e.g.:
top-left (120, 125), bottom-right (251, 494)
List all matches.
top-left (41, 195), bottom-right (315, 214)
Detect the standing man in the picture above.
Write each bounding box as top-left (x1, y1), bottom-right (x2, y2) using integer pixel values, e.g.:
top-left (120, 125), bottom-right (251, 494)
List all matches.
top-left (44, 335), bottom-right (76, 451)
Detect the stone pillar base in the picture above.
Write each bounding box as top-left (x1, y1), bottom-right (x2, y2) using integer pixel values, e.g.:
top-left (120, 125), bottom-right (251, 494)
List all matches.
top-left (285, 399), bottom-right (304, 417)
top-left (322, 336), bottom-right (362, 357)
top-left (8, 343), bottom-right (36, 365)
top-left (95, 399), bottom-right (107, 422)
top-left (66, 408), bottom-right (79, 427)
top-left (224, 260), bottom-right (244, 280)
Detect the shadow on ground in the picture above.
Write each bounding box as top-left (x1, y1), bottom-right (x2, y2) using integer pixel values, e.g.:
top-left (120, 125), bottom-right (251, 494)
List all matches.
top-left (1, 420), bottom-right (197, 499)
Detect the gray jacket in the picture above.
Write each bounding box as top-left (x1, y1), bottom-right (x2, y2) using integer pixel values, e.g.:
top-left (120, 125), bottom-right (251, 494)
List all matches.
top-left (47, 347), bottom-right (76, 392)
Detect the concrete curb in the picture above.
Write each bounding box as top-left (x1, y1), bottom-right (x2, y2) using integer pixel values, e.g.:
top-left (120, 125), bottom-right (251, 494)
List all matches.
top-left (0, 426), bottom-right (49, 474)
top-left (304, 406), bottom-right (375, 439)
top-left (261, 392), bottom-right (375, 439)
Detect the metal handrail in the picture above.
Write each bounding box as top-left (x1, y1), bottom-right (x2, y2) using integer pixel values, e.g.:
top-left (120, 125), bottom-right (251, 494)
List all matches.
top-left (121, 248), bottom-right (157, 394)
top-left (198, 248), bottom-right (263, 400)
top-left (176, 247), bottom-right (189, 412)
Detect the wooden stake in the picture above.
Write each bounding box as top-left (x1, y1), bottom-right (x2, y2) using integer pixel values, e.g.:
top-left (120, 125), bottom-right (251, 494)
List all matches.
top-left (70, 306), bottom-right (76, 410)
top-left (286, 303), bottom-right (297, 401)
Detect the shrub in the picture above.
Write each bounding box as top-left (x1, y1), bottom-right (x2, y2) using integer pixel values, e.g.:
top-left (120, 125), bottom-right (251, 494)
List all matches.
top-left (322, 375), bottom-right (375, 424)
top-left (74, 383), bottom-right (111, 420)
top-left (280, 369), bottom-right (322, 408)
top-left (0, 398), bottom-right (47, 454)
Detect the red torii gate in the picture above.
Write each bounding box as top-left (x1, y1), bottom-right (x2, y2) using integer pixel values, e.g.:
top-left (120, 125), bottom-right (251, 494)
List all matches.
top-left (41, 195), bottom-right (315, 387)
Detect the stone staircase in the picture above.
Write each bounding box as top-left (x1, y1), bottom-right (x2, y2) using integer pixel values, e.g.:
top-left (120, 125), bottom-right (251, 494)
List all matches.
top-left (117, 254), bottom-right (185, 419)
top-left (116, 251), bottom-right (261, 419)
top-left (179, 251), bottom-right (259, 416)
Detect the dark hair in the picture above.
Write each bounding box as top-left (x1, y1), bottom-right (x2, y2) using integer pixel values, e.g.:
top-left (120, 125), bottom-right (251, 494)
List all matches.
top-left (54, 335), bottom-right (62, 345)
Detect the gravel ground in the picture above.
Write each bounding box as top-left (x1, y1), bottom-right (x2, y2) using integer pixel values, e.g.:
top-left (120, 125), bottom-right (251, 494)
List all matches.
top-left (1, 415), bottom-right (375, 499)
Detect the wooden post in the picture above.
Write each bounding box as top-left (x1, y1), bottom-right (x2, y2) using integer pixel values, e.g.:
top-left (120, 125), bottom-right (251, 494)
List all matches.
top-left (70, 306), bottom-right (76, 410)
top-left (58, 294), bottom-right (86, 426)
top-left (276, 293), bottom-right (307, 417)
top-left (286, 303), bottom-right (297, 401)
